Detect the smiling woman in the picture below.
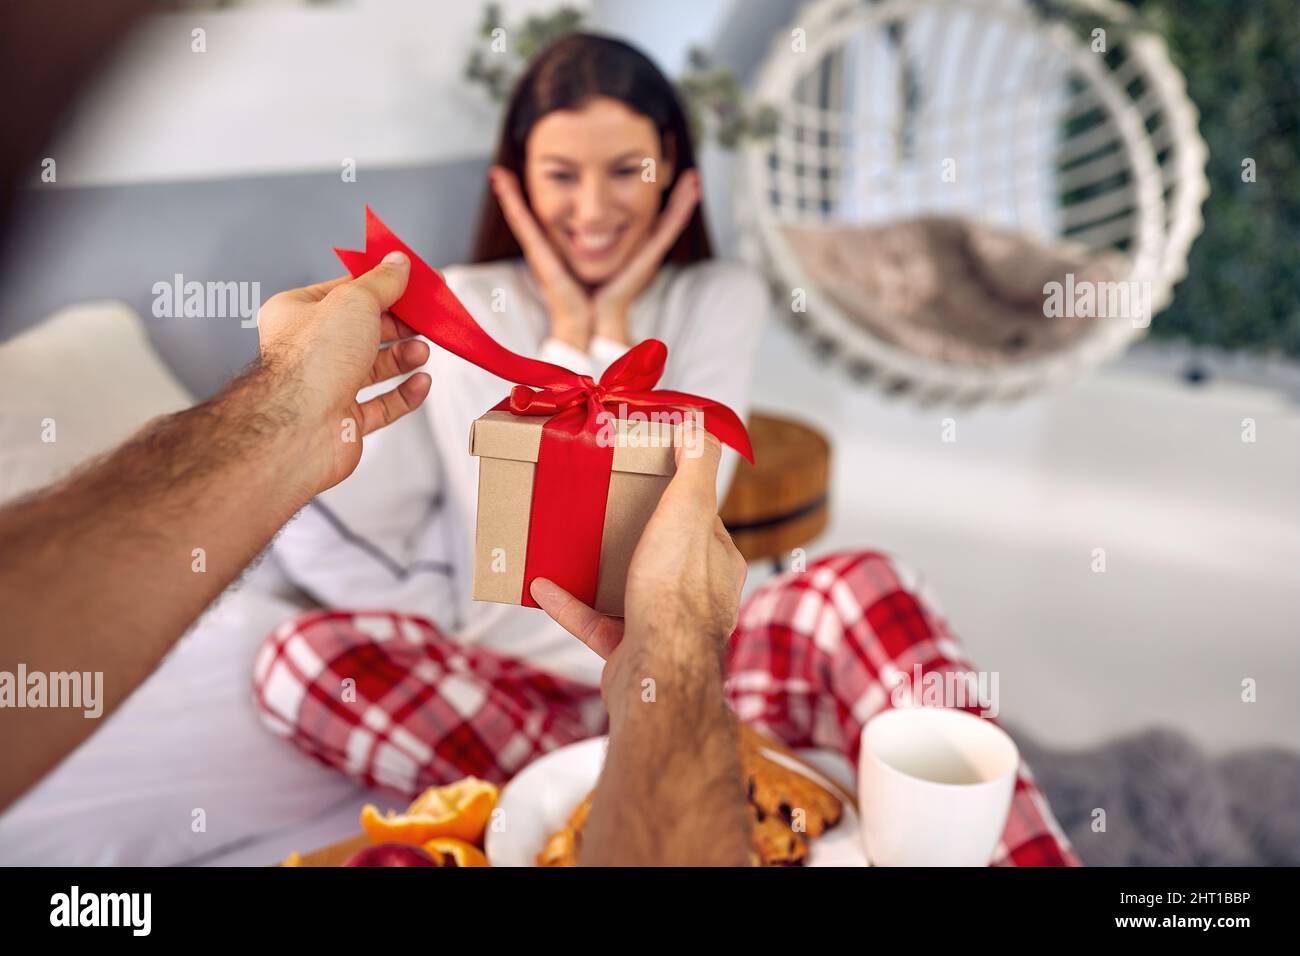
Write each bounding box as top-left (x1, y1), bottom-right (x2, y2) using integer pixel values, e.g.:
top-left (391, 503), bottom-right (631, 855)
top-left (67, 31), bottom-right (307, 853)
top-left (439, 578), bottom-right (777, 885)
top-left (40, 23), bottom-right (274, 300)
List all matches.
top-left (466, 34), bottom-right (716, 360)
top-left (472, 33), bottom-right (710, 275)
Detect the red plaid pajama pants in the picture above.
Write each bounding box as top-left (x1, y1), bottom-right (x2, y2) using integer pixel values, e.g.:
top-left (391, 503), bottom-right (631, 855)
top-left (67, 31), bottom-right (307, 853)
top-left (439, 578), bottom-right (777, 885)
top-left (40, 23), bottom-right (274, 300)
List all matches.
top-left (253, 550), bottom-right (1080, 866)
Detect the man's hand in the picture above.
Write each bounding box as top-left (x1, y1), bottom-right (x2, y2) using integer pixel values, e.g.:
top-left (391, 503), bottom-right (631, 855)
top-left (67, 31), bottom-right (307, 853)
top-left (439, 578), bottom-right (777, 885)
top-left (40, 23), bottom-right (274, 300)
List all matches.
top-left (530, 424), bottom-right (746, 705)
top-left (0, 262), bottom-right (434, 812)
top-left (623, 421), bottom-right (746, 644)
top-left (529, 422), bottom-right (752, 866)
top-left (256, 251), bottom-right (431, 494)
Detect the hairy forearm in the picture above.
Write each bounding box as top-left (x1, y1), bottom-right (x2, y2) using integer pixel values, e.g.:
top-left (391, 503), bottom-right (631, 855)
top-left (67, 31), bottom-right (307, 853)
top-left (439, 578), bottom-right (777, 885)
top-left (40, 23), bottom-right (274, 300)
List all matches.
top-left (0, 359), bottom-right (317, 811)
top-left (580, 627), bottom-right (752, 867)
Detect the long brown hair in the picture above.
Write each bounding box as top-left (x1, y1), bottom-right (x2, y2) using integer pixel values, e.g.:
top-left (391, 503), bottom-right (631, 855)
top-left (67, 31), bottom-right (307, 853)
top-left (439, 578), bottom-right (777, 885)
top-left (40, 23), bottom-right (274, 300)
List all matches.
top-left (470, 33), bottom-right (712, 265)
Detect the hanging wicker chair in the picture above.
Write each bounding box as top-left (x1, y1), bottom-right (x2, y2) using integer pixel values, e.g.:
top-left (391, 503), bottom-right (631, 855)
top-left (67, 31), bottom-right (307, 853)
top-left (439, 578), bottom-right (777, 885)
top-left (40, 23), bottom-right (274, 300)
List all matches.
top-left (736, 0), bottom-right (1208, 403)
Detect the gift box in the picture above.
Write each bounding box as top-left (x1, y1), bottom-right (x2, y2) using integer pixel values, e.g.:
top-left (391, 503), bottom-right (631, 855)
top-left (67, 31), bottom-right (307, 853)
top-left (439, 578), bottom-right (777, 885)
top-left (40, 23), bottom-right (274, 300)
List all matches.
top-left (470, 410), bottom-right (683, 616)
top-left (335, 208), bottom-right (753, 619)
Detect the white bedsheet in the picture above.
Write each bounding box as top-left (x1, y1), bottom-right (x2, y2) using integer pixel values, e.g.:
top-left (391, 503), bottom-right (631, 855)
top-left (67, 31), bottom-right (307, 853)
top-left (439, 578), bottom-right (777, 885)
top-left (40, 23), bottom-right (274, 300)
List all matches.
top-left (0, 562), bottom-right (377, 866)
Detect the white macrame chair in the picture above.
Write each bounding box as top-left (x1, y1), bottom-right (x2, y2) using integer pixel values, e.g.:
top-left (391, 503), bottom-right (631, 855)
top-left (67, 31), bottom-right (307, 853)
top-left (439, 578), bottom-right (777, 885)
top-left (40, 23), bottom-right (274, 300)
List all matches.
top-left (735, 0), bottom-right (1208, 403)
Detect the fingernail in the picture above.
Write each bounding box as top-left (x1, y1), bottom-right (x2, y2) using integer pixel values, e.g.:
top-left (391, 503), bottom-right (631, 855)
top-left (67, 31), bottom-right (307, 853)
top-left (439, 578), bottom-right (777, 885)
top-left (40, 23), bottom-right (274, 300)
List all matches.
top-left (382, 250), bottom-right (408, 266)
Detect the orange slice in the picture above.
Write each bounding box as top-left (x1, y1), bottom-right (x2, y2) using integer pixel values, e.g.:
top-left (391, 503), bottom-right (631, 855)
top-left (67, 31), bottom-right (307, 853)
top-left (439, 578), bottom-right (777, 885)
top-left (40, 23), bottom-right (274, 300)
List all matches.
top-left (422, 837), bottom-right (491, 867)
top-left (360, 777), bottom-right (499, 846)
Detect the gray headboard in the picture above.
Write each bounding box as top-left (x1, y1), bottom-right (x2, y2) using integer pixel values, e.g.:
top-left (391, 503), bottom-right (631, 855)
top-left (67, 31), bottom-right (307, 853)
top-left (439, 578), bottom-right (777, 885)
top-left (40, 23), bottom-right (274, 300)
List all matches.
top-left (0, 158), bottom-right (489, 399)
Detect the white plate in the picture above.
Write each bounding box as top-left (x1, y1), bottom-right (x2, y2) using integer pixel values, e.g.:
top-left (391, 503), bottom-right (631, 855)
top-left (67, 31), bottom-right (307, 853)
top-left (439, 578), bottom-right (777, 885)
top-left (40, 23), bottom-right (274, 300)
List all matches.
top-left (486, 736), bottom-right (867, 866)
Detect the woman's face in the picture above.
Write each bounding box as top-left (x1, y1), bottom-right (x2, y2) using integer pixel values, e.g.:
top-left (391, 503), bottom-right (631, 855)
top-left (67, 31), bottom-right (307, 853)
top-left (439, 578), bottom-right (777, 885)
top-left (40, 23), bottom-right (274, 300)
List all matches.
top-left (523, 96), bottom-right (672, 286)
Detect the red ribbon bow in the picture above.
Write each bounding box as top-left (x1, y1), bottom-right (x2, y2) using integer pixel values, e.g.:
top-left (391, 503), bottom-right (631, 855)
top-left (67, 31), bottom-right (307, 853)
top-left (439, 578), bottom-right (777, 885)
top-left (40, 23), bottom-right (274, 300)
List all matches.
top-left (336, 207), bottom-right (753, 608)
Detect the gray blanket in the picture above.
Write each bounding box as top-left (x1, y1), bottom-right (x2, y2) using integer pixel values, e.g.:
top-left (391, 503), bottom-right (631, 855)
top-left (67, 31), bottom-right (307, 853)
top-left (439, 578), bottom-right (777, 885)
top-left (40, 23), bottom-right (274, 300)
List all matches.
top-left (1013, 726), bottom-right (1300, 866)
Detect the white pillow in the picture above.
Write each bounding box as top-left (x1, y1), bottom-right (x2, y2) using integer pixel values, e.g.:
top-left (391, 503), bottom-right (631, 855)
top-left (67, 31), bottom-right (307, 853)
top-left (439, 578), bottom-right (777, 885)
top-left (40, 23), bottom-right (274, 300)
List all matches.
top-left (0, 302), bottom-right (366, 865)
top-left (0, 583), bottom-right (370, 866)
top-left (0, 301), bottom-right (193, 504)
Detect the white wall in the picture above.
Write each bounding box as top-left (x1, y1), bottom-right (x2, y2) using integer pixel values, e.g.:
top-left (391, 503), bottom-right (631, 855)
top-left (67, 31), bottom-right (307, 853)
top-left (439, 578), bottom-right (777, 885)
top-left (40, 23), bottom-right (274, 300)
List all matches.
top-left (48, 0), bottom-right (582, 186)
top-left (590, 0), bottom-right (734, 72)
top-left (747, 320), bottom-right (1300, 755)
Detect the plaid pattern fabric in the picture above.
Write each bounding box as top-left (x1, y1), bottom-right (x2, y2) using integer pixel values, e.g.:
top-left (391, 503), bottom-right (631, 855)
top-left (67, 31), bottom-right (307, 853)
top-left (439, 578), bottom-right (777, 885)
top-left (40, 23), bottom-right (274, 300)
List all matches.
top-left (253, 611), bottom-right (606, 792)
top-left (254, 549), bottom-right (1079, 866)
top-left (724, 550), bottom-right (1079, 867)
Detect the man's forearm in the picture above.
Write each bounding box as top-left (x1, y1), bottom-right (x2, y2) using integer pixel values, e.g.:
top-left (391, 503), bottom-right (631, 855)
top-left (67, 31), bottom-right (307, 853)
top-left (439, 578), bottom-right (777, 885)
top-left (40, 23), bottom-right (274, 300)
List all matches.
top-left (580, 627), bottom-right (752, 866)
top-left (0, 360), bottom-right (318, 811)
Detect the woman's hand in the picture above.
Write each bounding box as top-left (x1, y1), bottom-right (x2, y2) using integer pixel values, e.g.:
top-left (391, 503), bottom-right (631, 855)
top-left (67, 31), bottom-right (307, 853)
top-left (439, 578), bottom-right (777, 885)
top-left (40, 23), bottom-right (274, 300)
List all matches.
top-left (490, 167), bottom-right (594, 350)
top-left (488, 166), bottom-right (702, 349)
top-left (591, 169), bottom-right (701, 344)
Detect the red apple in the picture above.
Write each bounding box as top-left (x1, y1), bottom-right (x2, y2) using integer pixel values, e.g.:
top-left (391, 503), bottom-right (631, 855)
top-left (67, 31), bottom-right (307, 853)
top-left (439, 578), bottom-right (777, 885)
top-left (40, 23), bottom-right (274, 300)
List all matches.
top-left (343, 843), bottom-right (440, 867)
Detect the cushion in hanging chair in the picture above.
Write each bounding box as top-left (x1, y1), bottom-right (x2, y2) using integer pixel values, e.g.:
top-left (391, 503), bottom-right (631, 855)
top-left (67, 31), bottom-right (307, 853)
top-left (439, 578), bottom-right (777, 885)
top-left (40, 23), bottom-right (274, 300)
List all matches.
top-left (781, 217), bottom-right (1131, 368)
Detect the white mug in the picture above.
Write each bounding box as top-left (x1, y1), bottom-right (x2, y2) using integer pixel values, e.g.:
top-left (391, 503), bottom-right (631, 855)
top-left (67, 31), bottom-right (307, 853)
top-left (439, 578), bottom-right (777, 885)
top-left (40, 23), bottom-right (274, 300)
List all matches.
top-left (857, 707), bottom-right (1019, 866)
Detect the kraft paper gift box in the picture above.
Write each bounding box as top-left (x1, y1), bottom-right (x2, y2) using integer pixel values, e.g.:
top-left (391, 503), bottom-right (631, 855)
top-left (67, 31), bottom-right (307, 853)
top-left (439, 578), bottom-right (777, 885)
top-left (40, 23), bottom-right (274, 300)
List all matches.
top-left (335, 207), bottom-right (752, 618)
top-left (469, 410), bottom-right (685, 617)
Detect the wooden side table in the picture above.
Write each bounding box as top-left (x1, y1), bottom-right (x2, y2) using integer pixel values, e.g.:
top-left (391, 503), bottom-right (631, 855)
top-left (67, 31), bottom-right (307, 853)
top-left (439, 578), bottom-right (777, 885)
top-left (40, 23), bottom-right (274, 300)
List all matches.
top-left (719, 412), bottom-right (830, 568)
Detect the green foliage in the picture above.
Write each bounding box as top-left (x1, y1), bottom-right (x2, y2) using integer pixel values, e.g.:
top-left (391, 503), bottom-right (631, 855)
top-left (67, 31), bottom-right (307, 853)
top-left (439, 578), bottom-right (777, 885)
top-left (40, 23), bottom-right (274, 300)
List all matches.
top-left (1127, 0), bottom-right (1300, 355)
top-left (677, 48), bottom-right (779, 149)
top-left (463, 3), bottom-right (585, 101)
